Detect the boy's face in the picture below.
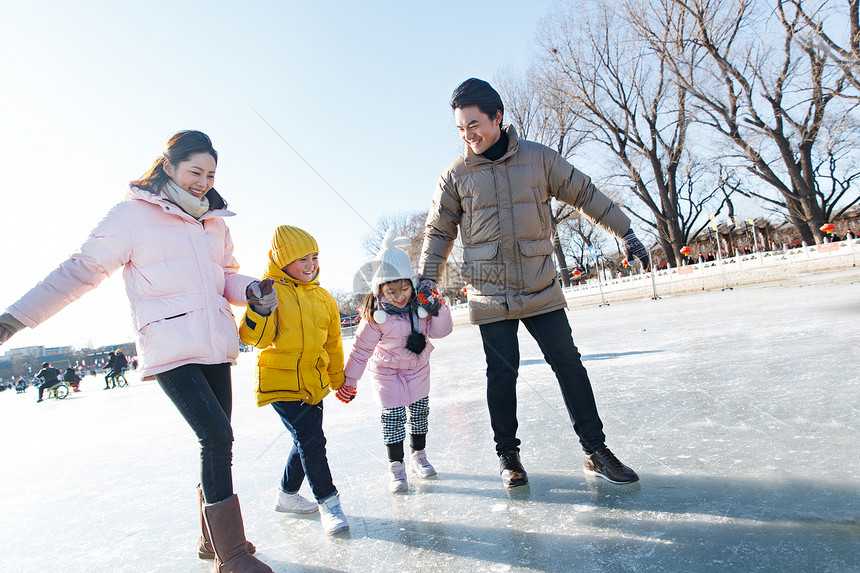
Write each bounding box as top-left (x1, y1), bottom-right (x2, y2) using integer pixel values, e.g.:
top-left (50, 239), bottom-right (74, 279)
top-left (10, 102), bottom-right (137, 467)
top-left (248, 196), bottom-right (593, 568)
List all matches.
top-left (454, 105), bottom-right (502, 155)
top-left (283, 252), bottom-right (319, 282)
top-left (381, 279), bottom-right (413, 308)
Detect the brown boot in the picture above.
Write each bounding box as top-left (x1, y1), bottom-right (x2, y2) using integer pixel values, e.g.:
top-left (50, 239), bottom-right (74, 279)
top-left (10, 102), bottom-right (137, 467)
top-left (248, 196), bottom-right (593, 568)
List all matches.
top-left (202, 495), bottom-right (272, 572)
top-left (197, 486), bottom-right (256, 559)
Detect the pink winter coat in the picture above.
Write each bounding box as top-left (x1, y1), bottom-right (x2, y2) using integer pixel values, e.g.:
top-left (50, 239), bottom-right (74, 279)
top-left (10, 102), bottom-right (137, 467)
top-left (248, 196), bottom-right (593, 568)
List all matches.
top-left (344, 303), bottom-right (453, 408)
top-left (6, 186), bottom-right (255, 379)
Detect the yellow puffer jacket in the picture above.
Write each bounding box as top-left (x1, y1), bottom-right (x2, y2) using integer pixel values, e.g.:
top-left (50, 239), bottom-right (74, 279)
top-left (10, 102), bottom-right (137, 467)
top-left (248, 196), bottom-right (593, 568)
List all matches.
top-left (239, 260), bottom-right (344, 407)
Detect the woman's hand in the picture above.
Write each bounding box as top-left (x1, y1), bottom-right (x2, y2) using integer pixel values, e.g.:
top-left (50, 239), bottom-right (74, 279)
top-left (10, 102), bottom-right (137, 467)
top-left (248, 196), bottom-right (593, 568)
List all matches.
top-left (0, 312), bottom-right (26, 345)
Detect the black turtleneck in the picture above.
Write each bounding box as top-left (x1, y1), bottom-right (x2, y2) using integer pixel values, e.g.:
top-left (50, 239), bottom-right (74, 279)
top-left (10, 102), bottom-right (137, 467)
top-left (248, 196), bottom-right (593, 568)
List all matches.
top-left (481, 129), bottom-right (508, 162)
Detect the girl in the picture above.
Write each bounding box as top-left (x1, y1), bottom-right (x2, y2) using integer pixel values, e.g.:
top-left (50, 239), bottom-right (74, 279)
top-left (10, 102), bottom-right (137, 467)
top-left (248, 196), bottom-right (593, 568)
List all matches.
top-left (0, 131), bottom-right (272, 573)
top-left (338, 230), bottom-right (453, 493)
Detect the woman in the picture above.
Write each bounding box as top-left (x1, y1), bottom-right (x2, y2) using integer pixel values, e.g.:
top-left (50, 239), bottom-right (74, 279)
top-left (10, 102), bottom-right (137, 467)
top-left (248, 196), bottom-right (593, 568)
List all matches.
top-left (0, 130), bottom-right (273, 573)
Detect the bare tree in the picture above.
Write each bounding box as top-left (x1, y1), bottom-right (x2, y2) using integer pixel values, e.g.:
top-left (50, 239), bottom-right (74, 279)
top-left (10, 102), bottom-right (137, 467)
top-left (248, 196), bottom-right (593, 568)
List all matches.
top-left (631, 0), bottom-right (858, 244)
top-left (361, 211), bottom-right (428, 261)
top-left (538, 1), bottom-right (726, 267)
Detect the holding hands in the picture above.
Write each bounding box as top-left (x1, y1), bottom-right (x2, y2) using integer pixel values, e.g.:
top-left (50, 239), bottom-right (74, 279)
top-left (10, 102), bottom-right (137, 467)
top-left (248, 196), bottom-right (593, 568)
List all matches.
top-left (246, 278), bottom-right (278, 316)
top-left (336, 382), bottom-right (357, 403)
top-left (416, 279), bottom-right (442, 316)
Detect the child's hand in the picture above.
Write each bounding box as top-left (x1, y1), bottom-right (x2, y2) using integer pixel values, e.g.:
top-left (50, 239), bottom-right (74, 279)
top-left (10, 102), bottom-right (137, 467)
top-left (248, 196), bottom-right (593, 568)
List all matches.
top-left (246, 278), bottom-right (278, 316)
top-left (416, 279), bottom-right (441, 316)
top-left (336, 383), bottom-right (357, 403)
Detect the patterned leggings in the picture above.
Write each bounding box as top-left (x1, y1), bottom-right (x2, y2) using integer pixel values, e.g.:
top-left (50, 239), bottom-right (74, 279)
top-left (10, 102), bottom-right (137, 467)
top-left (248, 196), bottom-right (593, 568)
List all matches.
top-left (381, 397), bottom-right (429, 445)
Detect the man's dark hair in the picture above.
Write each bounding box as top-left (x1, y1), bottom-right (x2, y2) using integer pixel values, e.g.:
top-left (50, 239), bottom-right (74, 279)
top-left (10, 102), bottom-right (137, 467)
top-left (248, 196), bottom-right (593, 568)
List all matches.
top-left (450, 78), bottom-right (504, 120)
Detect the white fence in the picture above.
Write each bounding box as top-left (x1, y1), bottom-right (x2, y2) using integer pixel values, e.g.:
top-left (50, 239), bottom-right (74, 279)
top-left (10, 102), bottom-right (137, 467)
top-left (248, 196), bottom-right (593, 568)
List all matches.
top-left (561, 237), bottom-right (859, 306)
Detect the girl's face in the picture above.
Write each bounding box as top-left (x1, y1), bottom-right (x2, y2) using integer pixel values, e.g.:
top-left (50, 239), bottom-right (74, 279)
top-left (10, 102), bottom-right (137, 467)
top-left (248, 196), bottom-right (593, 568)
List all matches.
top-left (163, 152), bottom-right (216, 198)
top-left (283, 252), bottom-right (319, 282)
top-left (381, 279), bottom-right (413, 308)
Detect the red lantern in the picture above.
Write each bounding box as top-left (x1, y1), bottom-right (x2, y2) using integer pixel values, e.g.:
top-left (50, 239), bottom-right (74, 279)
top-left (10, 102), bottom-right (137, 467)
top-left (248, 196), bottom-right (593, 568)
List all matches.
top-left (680, 246), bottom-right (692, 255)
top-left (622, 259), bottom-right (629, 268)
top-left (820, 223), bottom-right (836, 234)
top-left (572, 269), bottom-right (581, 277)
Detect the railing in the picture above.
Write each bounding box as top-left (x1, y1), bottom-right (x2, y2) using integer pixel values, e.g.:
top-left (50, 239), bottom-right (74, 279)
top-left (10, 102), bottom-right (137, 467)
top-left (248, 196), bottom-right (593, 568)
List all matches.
top-left (560, 237), bottom-right (859, 303)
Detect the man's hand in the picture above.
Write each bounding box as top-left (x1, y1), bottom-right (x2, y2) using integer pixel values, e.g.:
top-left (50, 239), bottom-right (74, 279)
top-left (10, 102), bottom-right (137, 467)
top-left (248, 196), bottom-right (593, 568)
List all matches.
top-left (336, 383), bottom-right (357, 403)
top-left (620, 230), bottom-right (649, 269)
top-left (416, 278), bottom-right (441, 316)
top-left (246, 279), bottom-right (278, 316)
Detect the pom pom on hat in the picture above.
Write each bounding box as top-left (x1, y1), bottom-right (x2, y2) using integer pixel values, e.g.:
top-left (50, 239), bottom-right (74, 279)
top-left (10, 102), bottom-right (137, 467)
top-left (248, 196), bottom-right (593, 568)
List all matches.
top-left (370, 229), bottom-right (417, 294)
top-left (270, 225), bottom-right (318, 269)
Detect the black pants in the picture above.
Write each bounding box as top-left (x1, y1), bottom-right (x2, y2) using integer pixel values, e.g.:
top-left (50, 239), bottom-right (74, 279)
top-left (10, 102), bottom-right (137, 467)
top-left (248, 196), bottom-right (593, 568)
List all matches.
top-left (38, 380), bottom-right (60, 400)
top-left (479, 309), bottom-right (606, 454)
top-left (155, 363), bottom-right (234, 504)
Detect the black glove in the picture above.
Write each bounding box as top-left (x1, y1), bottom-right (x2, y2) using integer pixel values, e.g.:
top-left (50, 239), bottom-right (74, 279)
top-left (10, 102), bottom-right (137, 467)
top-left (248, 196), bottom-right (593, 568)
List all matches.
top-left (416, 278), bottom-right (441, 316)
top-left (620, 229), bottom-right (649, 268)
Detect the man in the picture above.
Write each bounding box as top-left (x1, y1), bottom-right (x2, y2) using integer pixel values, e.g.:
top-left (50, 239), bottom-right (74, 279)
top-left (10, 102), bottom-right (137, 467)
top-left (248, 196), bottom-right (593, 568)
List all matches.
top-left (104, 351), bottom-right (116, 389)
top-left (105, 350), bottom-right (128, 388)
top-left (35, 362), bottom-right (62, 403)
top-left (417, 78), bottom-right (649, 488)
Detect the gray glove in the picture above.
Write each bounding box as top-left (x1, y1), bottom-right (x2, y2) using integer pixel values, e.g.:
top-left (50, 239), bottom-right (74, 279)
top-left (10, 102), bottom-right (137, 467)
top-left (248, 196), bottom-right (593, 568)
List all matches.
top-left (620, 229), bottom-right (649, 268)
top-left (246, 279), bottom-right (278, 316)
top-left (0, 312), bottom-right (26, 345)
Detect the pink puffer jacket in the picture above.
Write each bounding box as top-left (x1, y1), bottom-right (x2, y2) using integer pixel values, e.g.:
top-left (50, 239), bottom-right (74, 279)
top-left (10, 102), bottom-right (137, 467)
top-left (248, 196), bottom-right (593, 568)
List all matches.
top-left (344, 303), bottom-right (453, 408)
top-left (6, 186), bottom-right (255, 378)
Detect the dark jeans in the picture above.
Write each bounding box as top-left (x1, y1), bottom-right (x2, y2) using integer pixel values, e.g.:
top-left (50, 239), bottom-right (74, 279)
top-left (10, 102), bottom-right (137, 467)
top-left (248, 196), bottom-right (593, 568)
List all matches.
top-left (479, 309), bottom-right (606, 454)
top-left (271, 400), bottom-right (336, 502)
top-left (155, 363), bottom-right (234, 504)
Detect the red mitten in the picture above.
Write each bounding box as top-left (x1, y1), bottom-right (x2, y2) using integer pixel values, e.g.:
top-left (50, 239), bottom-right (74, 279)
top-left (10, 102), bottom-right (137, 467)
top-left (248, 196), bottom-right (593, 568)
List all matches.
top-left (336, 384), bottom-right (357, 403)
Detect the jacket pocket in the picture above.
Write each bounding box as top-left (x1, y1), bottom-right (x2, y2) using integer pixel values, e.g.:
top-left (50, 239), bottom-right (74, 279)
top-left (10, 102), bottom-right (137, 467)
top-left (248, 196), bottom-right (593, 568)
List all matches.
top-left (518, 238), bottom-right (556, 293)
top-left (257, 353), bottom-right (301, 393)
top-left (518, 238), bottom-right (554, 257)
top-left (531, 187), bottom-right (547, 228)
top-left (461, 241), bottom-right (500, 285)
top-left (138, 307), bottom-right (210, 368)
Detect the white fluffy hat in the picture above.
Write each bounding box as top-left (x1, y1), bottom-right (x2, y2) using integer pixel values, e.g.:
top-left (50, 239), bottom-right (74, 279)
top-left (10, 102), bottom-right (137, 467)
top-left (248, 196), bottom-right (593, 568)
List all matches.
top-left (369, 229), bottom-right (417, 294)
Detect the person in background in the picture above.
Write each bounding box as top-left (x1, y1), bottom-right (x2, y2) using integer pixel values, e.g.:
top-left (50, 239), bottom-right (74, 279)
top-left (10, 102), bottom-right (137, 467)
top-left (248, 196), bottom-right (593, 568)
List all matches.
top-left (35, 362), bottom-right (62, 403)
top-left (0, 130), bottom-right (272, 572)
top-left (64, 366), bottom-right (81, 392)
top-left (103, 351), bottom-right (117, 390)
top-left (418, 78), bottom-right (645, 489)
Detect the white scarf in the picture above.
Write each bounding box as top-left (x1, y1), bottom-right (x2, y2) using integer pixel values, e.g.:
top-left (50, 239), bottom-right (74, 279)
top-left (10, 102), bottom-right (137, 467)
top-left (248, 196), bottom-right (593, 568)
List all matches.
top-left (161, 179), bottom-right (210, 219)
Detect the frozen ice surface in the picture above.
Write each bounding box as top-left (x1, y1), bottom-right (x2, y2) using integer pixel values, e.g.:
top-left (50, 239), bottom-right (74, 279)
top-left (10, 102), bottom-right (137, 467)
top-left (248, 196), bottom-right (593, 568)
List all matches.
top-left (1, 268), bottom-right (858, 572)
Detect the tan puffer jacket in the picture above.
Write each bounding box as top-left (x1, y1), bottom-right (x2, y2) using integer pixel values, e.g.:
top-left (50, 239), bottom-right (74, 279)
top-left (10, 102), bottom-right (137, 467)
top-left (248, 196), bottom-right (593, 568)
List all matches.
top-left (418, 126), bottom-right (631, 325)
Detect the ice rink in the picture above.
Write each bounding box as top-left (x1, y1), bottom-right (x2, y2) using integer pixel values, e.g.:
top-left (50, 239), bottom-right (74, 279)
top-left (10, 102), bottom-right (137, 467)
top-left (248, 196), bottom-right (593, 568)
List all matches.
top-left (1, 268), bottom-right (858, 572)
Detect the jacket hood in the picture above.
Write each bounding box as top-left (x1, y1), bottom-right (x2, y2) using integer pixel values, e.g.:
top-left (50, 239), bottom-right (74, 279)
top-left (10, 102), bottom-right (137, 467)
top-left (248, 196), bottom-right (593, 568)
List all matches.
top-left (264, 257), bottom-right (321, 287)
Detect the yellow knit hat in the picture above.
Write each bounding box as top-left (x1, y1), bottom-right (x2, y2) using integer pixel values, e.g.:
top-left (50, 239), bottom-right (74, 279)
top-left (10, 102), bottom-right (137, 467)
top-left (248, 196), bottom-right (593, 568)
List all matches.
top-left (269, 225), bottom-right (319, 268)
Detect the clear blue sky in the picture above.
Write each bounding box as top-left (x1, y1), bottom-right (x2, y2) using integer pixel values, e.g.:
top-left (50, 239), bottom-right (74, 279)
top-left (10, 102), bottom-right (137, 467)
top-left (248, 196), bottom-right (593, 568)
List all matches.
top-left (0, 1), bottom-right (562, 350)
